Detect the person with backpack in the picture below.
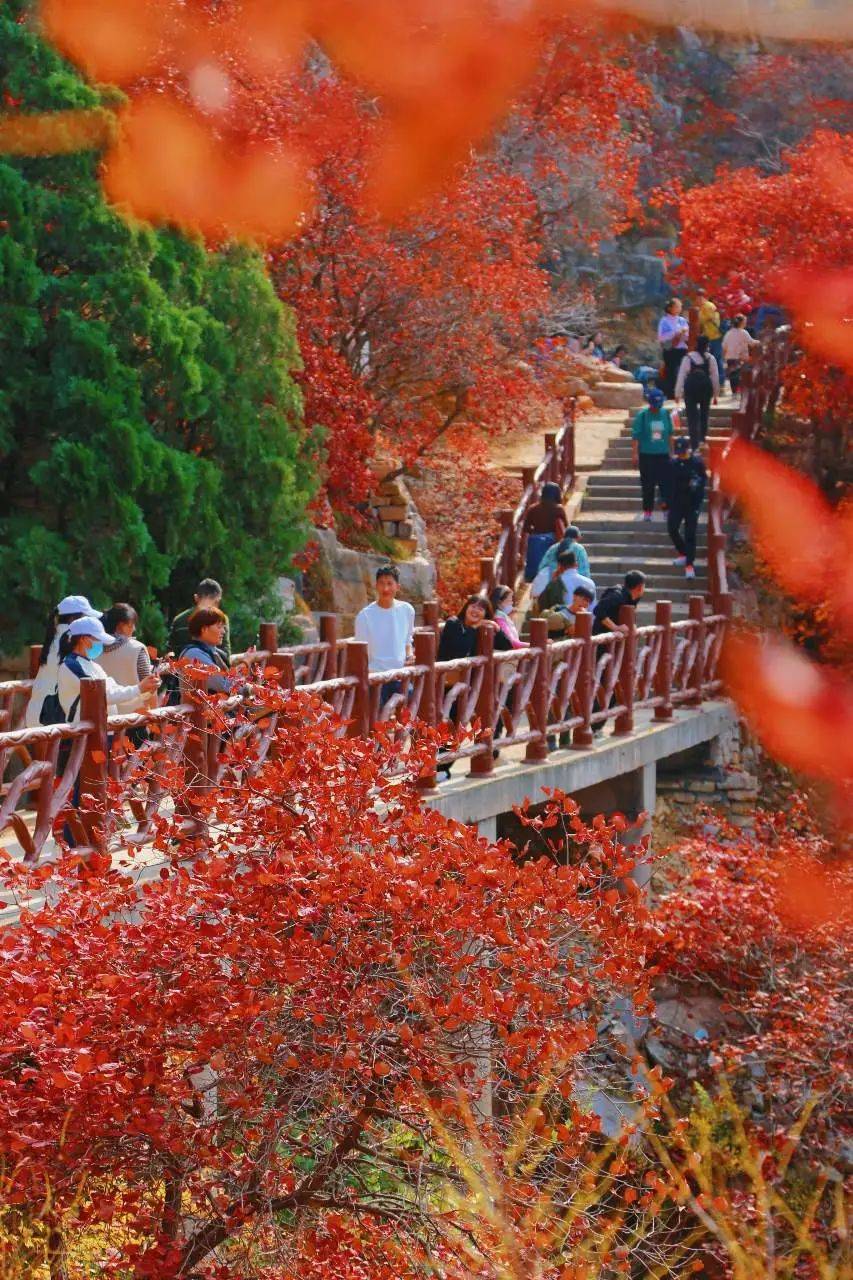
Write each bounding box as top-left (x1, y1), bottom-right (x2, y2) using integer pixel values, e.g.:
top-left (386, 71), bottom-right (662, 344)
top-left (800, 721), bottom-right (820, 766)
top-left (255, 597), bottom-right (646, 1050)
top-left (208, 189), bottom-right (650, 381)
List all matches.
top-left (530, 525), bottom-right (591, 598)
top-left (667, 436), bottom-right (707, 580)
top-left (56, 617), bottom-right (159, 723)
top-left (631, 388), bottom-right (675, 521)
top-left (178, 607), bottom-right (235, 694)
top-left (27, 594), bottom-right (101, 726)
top-left (675, 335), bottom-right (720, 450)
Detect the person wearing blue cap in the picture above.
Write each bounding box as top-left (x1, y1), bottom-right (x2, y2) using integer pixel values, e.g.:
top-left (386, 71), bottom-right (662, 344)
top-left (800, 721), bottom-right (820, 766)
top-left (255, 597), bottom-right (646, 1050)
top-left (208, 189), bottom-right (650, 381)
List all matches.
top-left (631, 387), bottom-right (675, 520)
top-left (26, 594), bottom-right (101, 727)
top-left (667, 436), bottom-right (707, 579)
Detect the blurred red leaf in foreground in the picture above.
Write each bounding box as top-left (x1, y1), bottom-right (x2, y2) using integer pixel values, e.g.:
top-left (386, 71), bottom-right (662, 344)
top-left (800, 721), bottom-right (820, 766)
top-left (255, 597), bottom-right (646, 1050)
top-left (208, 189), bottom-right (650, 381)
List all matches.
top-left (717, 438), bottom-right (853, 638)
top-left (721, 631), bottom-right (853, 787)
top-left (38, 0), bottom-right (550, 238)
top-left (773, 266), bottom-right (853, 373)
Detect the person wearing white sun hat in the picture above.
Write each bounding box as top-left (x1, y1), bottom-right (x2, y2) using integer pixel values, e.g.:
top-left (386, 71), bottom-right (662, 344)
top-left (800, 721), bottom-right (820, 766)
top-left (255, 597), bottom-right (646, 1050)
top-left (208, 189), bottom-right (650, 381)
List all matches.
top-left (56, 617), bottom-right (159, 723)
top-left (26, 594), bottom-right (101, 726)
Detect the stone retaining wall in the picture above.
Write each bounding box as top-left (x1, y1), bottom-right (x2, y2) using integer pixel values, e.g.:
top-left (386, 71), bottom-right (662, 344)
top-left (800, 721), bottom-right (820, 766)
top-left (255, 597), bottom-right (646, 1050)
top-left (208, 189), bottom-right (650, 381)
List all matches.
top-left (655, 718), bottom-right (761, 829)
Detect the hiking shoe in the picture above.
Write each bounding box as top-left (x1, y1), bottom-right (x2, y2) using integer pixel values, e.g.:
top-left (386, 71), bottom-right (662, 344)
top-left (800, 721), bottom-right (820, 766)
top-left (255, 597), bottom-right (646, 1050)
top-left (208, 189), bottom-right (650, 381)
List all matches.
top-left (672, 555), bottom-right (687, 566)
top-left (642, 511), bottom-right (653, 521)
top-left (685, 564), bottom-right (696, 579)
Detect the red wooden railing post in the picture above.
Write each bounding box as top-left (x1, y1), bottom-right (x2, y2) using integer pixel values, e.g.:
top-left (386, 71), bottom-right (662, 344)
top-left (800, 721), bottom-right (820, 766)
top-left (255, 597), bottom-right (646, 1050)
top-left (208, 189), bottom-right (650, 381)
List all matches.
top-left (78, 678), bottom-right (108, 852)
top-left (572, 611), bottom-right (594, 748)
top-left (708, 487), bottom-right (727, 607)
top-left (479, 556), bottom-right (495, 594)
top-left (259, 621), bottom-right (277, 654)
top-left (687, 595), bottom-right (706, 706)
top-left (521, 465), bottom-right (536, 492)
top-left (614, 605), bottom-right (636, 735)
top-left (544, 433), bottom-right (558, 483)
top-left (525, 618), bottom-right (550, 762)
top-left (422, 600), bottom-right (440, 638)
top-left (266, 650), bottom-right (295, 690)
top-left (320, 613), bottom-right (339, 679)
top-left (654, 600), bottom-right (673, 721)
top-left (471, 623), bottom-right (496, 776)
top-left (498, 509), bottom-right (516, 586)
top-left (29, 645), bottom-right (42, 679)
top-left (565, 399), bottom-right (576, 488)
top-left (414, 629), bottom-right (438, 790)
top-left (345, 640), bottom-right (371, 738)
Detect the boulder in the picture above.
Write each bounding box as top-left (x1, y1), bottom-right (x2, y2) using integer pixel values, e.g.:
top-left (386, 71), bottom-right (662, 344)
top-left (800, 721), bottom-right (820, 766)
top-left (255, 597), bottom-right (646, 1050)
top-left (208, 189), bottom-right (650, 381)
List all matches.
top-left (591, 381), bottom-right (644, 410)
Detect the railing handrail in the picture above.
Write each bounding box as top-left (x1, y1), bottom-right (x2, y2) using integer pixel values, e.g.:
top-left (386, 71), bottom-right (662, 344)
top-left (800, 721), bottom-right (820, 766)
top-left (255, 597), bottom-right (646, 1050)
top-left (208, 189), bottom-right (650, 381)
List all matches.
top-left (479, 397), bottom-right (577, 595)
top-left (707, 326), bottom-right (793, 604)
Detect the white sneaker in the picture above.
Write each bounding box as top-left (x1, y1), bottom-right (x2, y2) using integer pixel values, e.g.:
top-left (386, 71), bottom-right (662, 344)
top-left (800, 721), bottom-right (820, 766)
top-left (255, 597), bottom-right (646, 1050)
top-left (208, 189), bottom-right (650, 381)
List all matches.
top-left (672, 556), bottom-right (687, 566)
top-left (685, 564), bottom-right (696, 579)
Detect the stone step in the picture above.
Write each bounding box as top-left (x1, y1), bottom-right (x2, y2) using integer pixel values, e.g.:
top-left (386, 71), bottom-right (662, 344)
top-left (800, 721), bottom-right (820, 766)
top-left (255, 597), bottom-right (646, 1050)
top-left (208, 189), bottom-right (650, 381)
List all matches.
top-left (581, 495), bottom-right (671, 512)
top-left (587, 558), bottom-right (708, 580)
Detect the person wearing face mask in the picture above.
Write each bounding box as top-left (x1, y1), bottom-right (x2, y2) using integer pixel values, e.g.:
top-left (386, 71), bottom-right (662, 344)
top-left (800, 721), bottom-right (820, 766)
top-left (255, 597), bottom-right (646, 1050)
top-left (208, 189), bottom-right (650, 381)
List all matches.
top-left (27, 594), bottom-right (101, 726)
top-left (57, 617), bottom-right (159, 722)
top-left (489, 585), bottom-right (526, 649)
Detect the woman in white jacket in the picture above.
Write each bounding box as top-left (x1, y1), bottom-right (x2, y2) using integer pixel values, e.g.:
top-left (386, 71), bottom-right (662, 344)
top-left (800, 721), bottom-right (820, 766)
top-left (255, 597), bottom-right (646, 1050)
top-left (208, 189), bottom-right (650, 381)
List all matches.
top-left (26, 594), bottom-right (101, 726)
top-left (57, 617), bottom-right (159, 722)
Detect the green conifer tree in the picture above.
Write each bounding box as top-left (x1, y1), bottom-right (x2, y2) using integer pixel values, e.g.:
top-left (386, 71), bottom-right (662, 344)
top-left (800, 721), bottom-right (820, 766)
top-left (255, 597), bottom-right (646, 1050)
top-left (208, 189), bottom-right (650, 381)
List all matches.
top-left (0, 5), bottom-right (315, 651)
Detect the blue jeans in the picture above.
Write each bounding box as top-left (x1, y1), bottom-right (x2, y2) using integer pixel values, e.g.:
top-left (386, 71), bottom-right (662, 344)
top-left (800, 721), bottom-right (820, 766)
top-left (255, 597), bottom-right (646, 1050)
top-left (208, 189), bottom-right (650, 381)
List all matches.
top-left (379, 679), bottom-right (403, 709)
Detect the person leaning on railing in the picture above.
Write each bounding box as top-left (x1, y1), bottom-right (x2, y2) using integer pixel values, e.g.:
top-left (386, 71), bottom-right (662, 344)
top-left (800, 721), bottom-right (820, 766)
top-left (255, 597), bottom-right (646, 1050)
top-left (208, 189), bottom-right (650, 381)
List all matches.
top-left (57, 617), bottom-right (159, 722)
top-left (592, 571), bottom-right (646, 636)
top-left (26, 593), bottom-right (101, 726)
top-left (178, 607), bottom-right (235, 694)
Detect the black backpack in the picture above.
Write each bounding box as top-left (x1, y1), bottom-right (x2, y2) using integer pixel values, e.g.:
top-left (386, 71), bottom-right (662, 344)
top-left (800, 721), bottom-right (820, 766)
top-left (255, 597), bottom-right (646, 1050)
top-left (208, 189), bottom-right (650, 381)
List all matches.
top-left (684, 355), bottom-right (713, 397)
top-left (39, 654), bottom-right (87, 725)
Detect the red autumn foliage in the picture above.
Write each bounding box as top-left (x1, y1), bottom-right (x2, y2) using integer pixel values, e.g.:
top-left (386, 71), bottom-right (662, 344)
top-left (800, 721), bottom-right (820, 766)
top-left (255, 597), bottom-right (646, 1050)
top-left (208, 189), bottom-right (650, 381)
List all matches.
top-left (263, 27), bottom-right (646, 516)
top-left (0, 691), bottom-right (655, 1276)
top-left (675, 130), bottom-right (853, 426)
top-left (655, 804), bottom-right (853, 1160)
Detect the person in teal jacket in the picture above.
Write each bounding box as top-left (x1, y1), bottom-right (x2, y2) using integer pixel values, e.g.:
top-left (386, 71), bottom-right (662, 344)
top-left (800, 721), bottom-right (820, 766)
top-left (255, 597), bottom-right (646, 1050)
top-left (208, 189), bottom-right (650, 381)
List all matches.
top-left (631, 388), bottom-right (675, 519)
top-left (530, 525), bottom-right (591, 598)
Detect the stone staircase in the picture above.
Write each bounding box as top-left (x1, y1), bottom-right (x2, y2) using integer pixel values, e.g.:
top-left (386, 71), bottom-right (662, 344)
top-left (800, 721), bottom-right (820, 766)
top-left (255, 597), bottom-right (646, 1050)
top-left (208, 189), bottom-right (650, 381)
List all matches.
top-left (577, 406), bottom-right (732, 620)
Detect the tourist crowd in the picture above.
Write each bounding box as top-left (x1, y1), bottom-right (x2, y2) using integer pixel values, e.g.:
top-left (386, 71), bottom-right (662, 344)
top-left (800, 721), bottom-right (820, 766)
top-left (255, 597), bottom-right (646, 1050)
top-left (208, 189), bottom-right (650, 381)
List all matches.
top-left (24, 284), bottom-right (761, 786)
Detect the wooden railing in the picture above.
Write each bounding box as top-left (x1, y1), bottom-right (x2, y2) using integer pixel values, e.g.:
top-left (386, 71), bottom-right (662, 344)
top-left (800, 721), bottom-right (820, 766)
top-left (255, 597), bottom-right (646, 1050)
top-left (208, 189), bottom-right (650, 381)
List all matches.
top-left (706, 327), bottom-right (792, 606)
top-left (478, 397), bottom-right (576, 595)
top-left (0, 592), bottom-right (730, 865)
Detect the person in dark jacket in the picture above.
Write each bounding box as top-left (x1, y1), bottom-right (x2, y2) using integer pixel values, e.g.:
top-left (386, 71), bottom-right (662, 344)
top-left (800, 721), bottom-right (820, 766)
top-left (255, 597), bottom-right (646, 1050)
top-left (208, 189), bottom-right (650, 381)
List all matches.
top-left (438, 595), bottom-right (511, 663)
top-left (667, 436), bottom-right (707, 580)
top-left (522, 482), bottom-right (568, 581)
top-left (169, 578), bottom-right (231, 663)
top-left (592, 571), bottom-right (646, 636)
top-left (179, 607), bottom-right (233, 693)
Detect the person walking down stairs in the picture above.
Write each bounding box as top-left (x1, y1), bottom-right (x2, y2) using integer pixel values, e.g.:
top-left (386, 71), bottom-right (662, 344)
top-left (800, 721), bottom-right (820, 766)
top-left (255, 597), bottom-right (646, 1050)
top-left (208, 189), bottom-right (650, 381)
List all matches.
top-left (631, 388), bottom-right (675, 521)
top-left (667, 436), bottom-right (707, 581)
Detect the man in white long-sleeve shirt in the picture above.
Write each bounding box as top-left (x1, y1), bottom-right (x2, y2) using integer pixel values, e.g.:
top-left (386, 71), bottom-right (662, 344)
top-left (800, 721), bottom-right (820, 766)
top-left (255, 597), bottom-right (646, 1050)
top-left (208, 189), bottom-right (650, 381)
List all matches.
top-left (354, 565), bottom-right (415, 707)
